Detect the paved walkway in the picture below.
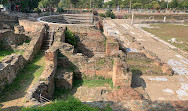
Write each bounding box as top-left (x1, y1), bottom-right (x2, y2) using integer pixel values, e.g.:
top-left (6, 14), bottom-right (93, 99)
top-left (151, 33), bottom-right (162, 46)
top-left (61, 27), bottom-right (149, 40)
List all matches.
top-left (104, 19), bottom-right (188, 75)
top-left (103, 19), bottom-right (188, 101)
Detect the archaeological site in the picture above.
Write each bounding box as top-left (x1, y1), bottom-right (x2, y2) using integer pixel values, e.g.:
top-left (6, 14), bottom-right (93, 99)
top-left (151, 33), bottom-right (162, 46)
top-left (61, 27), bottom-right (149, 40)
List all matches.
top-left (0, 3), bottom-right (188, 111)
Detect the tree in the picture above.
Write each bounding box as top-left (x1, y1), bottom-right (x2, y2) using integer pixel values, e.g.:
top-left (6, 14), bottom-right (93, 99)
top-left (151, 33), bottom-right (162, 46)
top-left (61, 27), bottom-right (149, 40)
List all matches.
top-left (182, 0), bottom-right (188, 9)
top-left (105, 9), bottom-right (115, 19)
top-left (160, 1), bottom-right (168, 9)
top-left (169, 0), bottom-right (179, 8)
top-left (38, 0), bottom-right (50, 8)
top-left (132, 3), bottom-right (142, 9)
top-left (151, 1), bottom-right (160, 9)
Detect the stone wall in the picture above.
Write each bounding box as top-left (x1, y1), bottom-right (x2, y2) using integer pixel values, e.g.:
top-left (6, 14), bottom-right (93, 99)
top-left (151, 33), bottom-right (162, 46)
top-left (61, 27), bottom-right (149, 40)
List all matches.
top-left (25, 27), bottom-right (66, 104)
top-left (103, 20), bottom-right (173, 75)
top-left (67, 26), bottom-right (106, 57)
top-left (106, 36), bottom-right (119, 55)
top-left (57, 42), bottom-right (114, 79)
top-left (112, 58), bottom-right (132, 87)
top-left (26, 48), bottom-right (58, 104)
top-left (0, 24), bottom-right (46, 94)
top-left (0, 30), bottom-right (29, 50)
top-left (23, 26), bottom-right (46, 61)
top-left (126, 52), bottom-right (150, 61)
top-left (19, 19), bottom-right (45, 32)
top-left (0, 54), bottom-right (25, 93)
top-left (0, 13), bottom-right (18, 30)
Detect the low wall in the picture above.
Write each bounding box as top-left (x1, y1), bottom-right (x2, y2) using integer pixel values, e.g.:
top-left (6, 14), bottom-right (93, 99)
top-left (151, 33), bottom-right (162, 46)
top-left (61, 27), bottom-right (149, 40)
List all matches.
top-left (25, 27), bottom-right (65, 104)
top-left (112, 58), bottom-right (132, 87)
top-left (23, 26), bottom-right (46, 61)
top-left (0, 25), bottom-right (46, 94)
top-left (19, 19), bottom-right (45, 32)
top-left (0, 30), bottom-right (29, 50)
top-left (0, 54), bottom-right (25, 93)
top-left (26, 49), bottom-right (58, 104)
top-left (126, 52), bottom-right (150, 61)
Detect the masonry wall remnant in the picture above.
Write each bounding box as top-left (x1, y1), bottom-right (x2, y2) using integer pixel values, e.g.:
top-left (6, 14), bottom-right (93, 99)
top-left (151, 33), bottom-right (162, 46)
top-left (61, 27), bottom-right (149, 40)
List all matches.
top-left (103, 20), bottom-right (173, 75)
top-left (0, 24), bottom-right (46, 94)
top-left (0, 30), bottom-right (29, 50)
top-left (0, 54), bottom-right (25, 93)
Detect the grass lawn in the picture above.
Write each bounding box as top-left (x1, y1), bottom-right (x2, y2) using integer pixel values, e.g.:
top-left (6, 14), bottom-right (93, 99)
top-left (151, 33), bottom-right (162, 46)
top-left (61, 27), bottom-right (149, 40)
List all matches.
top-left (142, 24), bottom-right (188, 52)
top-left (73, 78), bottom-right (113, 88)
top-left (0, 52), bottom-right (45, 102)
top-left (0, 50), bottom-right (25, 61)
top-left (21, 97), bottom-right (112, 111)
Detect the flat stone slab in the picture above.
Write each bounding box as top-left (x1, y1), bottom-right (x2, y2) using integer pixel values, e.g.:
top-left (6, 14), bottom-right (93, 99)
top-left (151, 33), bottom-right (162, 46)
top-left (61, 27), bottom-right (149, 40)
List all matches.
top-left (142, 75), bottom-right (188, 101)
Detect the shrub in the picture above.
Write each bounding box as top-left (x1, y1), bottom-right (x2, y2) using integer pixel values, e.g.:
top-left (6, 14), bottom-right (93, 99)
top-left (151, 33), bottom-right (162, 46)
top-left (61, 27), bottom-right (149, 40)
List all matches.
top-left (33, 8), bottom-right (41, 14)
top-left (99, 13), bottom-right (106, 18)
top-left (65, 29), bottom-right (77, 48)
top-left (57, 8), bottom-right (64, 13)
top-left (105, 9), bottom-right (115, 19)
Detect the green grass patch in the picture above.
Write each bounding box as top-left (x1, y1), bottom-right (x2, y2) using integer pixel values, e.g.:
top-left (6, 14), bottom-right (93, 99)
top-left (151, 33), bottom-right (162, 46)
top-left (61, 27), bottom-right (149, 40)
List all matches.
top-left (142, 23), bottom-right (188, 52)
top-left (0, 50), bottom-right (25, 61)
top-left (65, 28), bottom-right (77, 48)
top-left (0, 52), bottom-right (45, 102)
top-left (21, 97), bottom-right (112, 111)
top-left (73, 78), bottom-right (113, 88)
top-left (21, 97), bottom-right (99, 111)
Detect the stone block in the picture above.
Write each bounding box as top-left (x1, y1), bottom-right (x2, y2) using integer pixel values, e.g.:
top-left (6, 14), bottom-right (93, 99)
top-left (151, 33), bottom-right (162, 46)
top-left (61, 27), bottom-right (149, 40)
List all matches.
top-left (106, 36), bottom-right (119, 55)
top-left (55, 70), bottom-right (73, 89)
top-left (112, 58), bottom-right (132, 87)
top-left (161, 63), bottom-right (173, 75)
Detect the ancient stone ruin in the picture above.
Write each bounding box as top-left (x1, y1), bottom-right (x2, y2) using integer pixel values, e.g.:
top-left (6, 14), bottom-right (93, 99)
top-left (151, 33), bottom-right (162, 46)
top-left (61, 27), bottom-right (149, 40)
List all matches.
top-left (0, 12), bottom-right (187, 111)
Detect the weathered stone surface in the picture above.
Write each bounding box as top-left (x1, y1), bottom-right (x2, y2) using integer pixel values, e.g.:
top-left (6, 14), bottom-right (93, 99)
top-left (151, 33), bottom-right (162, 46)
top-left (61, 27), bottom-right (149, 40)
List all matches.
top-left (0, 54), bottom-right (25, 93)
top-left (127, 52), bottom-right (150, 61)
top-left (23, 26), bottom-right (46, 61)
top-left (161, 63), bottom-right (173, 75)
top-left (0, 30), bottom-right (29, 50)
top-left (106, 36), bottom-right (119, 55)
top-left (112, 58), bottom-right (132, 87)
top-left (26, 49), bottom-right (58, 103)
top-left (55, 69), bottom-right (73, 89)
top-left (103, 87), bottom-right (143, 102)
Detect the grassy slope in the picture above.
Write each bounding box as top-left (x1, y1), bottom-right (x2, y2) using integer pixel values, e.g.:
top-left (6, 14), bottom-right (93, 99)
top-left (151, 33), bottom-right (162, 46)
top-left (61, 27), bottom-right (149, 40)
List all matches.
top-left (143, 24), bottom-right (188, 52)
top-left (0, 52), bottom-right (45, 102)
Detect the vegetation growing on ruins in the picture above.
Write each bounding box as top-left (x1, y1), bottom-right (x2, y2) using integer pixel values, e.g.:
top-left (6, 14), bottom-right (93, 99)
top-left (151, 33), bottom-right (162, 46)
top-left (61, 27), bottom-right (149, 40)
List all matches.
top-left (74, 78), bottom-right (113, 88)
top-left (21, 97), bottom-right (98, 111)
top-left (65, 29), bottom-right (77, 48)
top-left (143, 24), bottom-right (188, 52)
top-left (105, 9), bottom-right (116, 19)
top-left (127, 59), bottom-right (164, 76)
top-left (0, 50), bottom-right (24, 61)
top-left (21, 96), bottom-right (112, 111)
top-left (0, 52), bottom-right (45, 102)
